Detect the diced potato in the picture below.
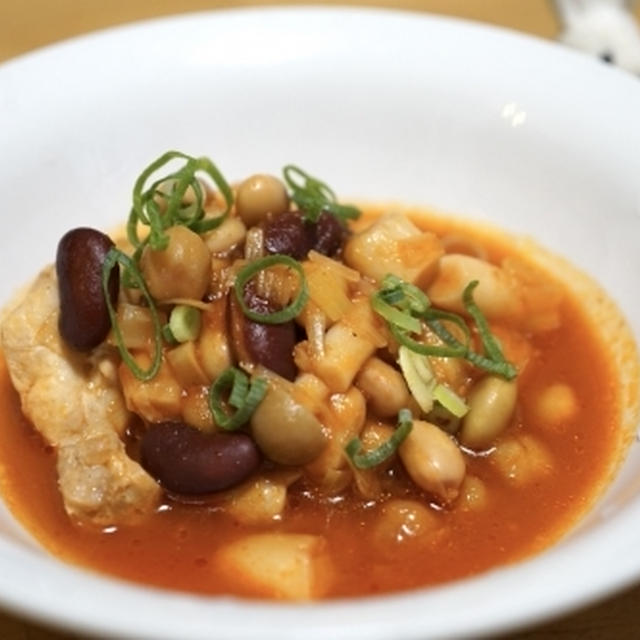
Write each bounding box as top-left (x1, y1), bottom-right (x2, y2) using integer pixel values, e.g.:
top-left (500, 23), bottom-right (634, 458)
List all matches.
top-left (181, 385), bottom-right (214, 432)
top-left (222, 472), bottom-right (300, 526)
top-left (427, 254), bottom-right (524, 322)
top-left (352, 422), bottom-right (396, 499)
top-left (214, 533), bottom-right (334, 600)
top-left (113, 303), bottom-right (157, 350)
top-left (303, 259), bottom-right (353, 324)
top-left (196, 298), bottom-right (232, 381)
top-left (295, 299), bottom-right (385, 394)
top-left (344, 213), bottom-right (443, 287)
top-left (166, 340), bottom-right (209, 388)
top-left (305, 387), bottom-right (366, 493)
top-left (118, 352), bottom-right (182, 422)
top-left (491, 433), bottom-right (554, 487)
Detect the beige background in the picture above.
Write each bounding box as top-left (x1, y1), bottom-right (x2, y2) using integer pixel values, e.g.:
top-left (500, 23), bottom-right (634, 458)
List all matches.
top-left (1, 1), bottom-right (640, 638)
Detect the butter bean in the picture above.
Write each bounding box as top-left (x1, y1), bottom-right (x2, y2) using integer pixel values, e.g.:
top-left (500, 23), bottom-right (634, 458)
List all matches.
top-left (459, 376), bottom-right (517, 450)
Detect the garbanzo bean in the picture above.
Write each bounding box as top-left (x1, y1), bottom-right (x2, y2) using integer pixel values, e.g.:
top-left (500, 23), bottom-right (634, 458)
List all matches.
top-left (398, 420), bottom-right (465, 502)
top-left (355, 357), bottom-right (411, 418)
top-left (371, 499), bottom-right (439, 549)
top-left (235, 174), bottom-right (289, 227)
top-left (140, 225), bottom-right (211, 302)
top-left (459, 376), bottom-right (517, 450)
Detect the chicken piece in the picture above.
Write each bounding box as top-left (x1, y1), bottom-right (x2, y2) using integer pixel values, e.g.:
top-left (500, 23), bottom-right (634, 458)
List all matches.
top-left (0, 267), bottom-right (160, 525)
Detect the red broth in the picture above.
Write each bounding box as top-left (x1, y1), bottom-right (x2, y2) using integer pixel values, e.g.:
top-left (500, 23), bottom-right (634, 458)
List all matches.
top-left (0, 210), bottom-right (625, 599)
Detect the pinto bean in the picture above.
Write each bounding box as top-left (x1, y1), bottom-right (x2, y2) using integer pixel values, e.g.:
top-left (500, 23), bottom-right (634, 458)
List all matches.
top-left (56, 227), bottom-right (118, 351)
top-left (140, 421), bottom-right (260, 494)
top-left (230, 289), bottom-right (297, 381)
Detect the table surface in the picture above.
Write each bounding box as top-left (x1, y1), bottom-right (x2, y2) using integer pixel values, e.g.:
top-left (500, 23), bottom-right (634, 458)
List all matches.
top-left (1, 1), bottom-right (639, 638)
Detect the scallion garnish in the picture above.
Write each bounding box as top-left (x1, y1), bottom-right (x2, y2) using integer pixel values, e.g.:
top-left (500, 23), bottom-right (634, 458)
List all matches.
top-left (168, 305), bottom-right (201, 343)
top-left (102, 248), bottom-right (163, 381)
top-left (432, 384), bottom-right (469, 418)
top-left (372, 275), bottom-right (518, 380)
top-left (345, 408), bottom-right (413, 470)
top-left (128, 151), bottom-right (233, 252)
top-left (234, 254), bottom-right (309, 324)
top-left (208, 367), bottom-right (268, 431)
top-left (282, 165), bottom-right (361, 224)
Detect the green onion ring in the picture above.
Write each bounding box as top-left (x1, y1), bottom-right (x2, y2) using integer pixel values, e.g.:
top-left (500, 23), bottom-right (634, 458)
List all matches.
top-left (234, 254), bottom-right (309, 324)
top-left (128, 151), bottom-right (233, 252)
top-left (345, 408), bottom-right (414, 470)
top-left (102, 248), bottom-right (163, 382)
top-left (463, 280), bottom-right (506, 363)
top-left (208, 367), bottom-right (268, 431)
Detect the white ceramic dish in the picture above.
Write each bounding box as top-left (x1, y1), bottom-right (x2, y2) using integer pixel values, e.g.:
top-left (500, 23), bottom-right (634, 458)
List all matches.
top-left (1, 6), bottom-right (640, 639)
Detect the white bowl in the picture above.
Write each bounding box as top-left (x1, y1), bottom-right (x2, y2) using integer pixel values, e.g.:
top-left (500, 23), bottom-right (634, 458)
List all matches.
top-left (1, 7), bottom-right (639, 639)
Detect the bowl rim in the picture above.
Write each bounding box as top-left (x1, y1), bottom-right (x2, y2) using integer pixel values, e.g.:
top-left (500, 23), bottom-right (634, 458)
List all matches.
top-left (1, 6), bottom-right (640, 639)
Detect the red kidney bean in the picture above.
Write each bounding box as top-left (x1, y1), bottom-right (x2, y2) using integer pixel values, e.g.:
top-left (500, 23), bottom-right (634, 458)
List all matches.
top-left (140, 422), bottom-right (261, 494)
top-left (312, 211), bottom-right (346, 256)
top-left (230, 290), bottom-right (297, 381)
top-left (263, 210), bottom-right (347, 260)
top-left (263, 211), bottom-right (314, 259)
top-left (56, 227), bottom-right (118, 351)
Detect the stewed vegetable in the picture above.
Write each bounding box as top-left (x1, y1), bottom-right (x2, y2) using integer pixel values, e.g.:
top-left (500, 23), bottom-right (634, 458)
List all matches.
top-left (0, 150), bottom-right (629, 601)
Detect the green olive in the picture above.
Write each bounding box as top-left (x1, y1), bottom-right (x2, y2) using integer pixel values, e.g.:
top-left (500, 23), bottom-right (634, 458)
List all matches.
top-left (250, 387), bottom-right (327, 466)
top-left (459, 376), bottom-right (517, 450)
top-left (235, 174), bottom-right (289, 227)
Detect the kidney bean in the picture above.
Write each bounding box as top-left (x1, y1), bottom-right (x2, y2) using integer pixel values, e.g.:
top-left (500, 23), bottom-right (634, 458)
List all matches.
top-left (56, 227), bottom-right (118, 351)
top-left (230, 291), bottom-right (297, 381)
top-left (263, 211), bottom-right (314, 259)
top-left (263, 210), bottom-right (347, 260)
top-left (312, 211), bottom-right (346, 256)
top-left (140, 421), bottom-right (261, 494)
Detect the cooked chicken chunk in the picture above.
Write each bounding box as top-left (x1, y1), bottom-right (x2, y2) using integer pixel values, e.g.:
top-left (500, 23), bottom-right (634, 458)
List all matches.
top-left (0, 267), bottom-right (160, 525)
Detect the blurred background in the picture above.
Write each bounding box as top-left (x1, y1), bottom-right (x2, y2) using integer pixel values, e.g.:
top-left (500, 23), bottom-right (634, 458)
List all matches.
top-left (1, 0), bottom-right (639, 638)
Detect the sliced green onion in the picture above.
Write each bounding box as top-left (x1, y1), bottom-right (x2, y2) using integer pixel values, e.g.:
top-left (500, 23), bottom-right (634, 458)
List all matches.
top-left (128, 151), bottom-right (233, 251)
top-left (462, 280), bottom-right (507, 363)
top-left (168, 305), bottom-right (201, 343)
top-left (208, 367), bottom-right (267, 431)
top-left (389, 323), bottom-right (467, 359)
top-left (371, 292), bottom-right (421, 333)
top-left (398, 346), bottom-right (436, 413)
top-left (234, 254), bottom-right (309, 324)
top-left (345, 408), bottom-right (413, 470)
top-left (433, 384), bottom-right (469, 418)
top-left (282, 165), bottom-right (360, 224)
top-left (162, 324), bottom-right (178, 345)
top-left (379, 274), bottom-right (430, 315)
top-left (102, 248), bottom-right (163, 381)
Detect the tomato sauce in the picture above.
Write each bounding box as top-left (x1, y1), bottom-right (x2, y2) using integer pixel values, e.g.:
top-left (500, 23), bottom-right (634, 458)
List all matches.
top-left (0, 213), bottom-right (624, 599)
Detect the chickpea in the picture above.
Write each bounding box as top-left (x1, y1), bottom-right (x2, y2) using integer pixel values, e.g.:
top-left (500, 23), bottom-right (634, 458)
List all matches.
top-left (399, 420), bottom-right (466, 502)
top-left (371, 499), bottom-right (439, 550)
top-left (355, 357), bottom-right (411, 418)
top-left (235, 174), bottom-right (289, 227)
top-left (250, 386), bottom-right (327, 465)
top-left (534, 383), bottom-right (578, 429)
top-left (491, 434), bottom-right (553, 487)
top-left (140, 226), bottom-right (211, 302)
top-left (459, 376), bottom-right (517, 450)
top-left (456, 475), bottom-right (488, 512)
